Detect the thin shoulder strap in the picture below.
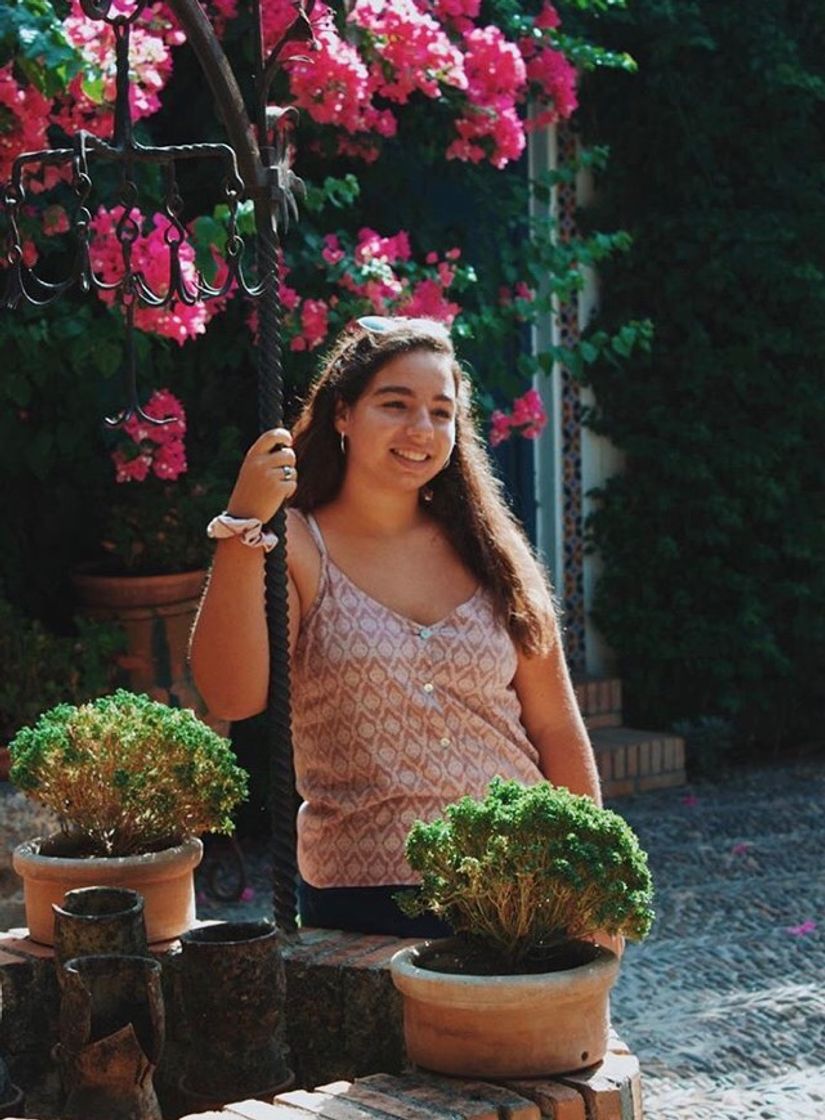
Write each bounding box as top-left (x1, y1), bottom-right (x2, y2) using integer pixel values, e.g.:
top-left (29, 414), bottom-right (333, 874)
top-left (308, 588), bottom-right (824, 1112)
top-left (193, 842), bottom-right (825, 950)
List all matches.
top-left (304, 512), bottom-right (327, 556)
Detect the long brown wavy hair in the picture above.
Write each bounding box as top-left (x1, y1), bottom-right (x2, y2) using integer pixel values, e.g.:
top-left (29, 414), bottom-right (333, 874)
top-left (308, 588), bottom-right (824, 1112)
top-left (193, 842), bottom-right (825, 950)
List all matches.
top-left (290, 319), bottom-right (558, 656)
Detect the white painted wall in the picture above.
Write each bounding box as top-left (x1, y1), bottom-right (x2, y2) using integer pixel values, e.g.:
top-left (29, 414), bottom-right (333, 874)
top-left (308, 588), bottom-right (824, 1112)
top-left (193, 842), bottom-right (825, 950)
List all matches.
top-left (528, 124), bottom-right (565, 592)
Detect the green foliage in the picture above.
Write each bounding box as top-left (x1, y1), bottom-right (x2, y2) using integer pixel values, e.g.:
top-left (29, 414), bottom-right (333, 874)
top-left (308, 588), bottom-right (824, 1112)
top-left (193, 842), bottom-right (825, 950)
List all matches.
top-left (399, 777), bottom-right (653, 967)
top-left (672, 716), bottom-right (736, 781)
top-left (0, 593), bottom-right (124, 741)
top-left (577, 0), bottom-right (825, 745)
top-left (9, 690), bottom-right (249, 855)
top-left (0, 0), bottom-right (85, 95)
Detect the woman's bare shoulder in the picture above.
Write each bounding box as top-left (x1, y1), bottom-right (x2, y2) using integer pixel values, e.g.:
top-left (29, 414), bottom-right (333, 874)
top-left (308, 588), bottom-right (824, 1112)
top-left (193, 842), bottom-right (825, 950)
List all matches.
top-left (286, 507), bottom-right (322, 616)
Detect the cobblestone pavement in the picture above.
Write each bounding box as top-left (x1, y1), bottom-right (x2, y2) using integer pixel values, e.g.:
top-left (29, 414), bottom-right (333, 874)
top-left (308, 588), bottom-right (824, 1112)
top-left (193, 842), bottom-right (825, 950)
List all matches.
top-left (609, 758), bottom-right (825, 1120)
top-left (196, 759), bottom-right (825, 1120)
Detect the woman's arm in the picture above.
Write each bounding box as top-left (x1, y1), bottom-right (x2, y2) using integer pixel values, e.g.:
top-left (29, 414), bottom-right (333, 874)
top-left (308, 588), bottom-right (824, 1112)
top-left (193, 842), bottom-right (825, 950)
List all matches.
top-left (514, 629), bottom-right (625, 955)
top-left (513, 623), bottom-right (603, 804)
top-left (189, 428), bottom-right (299, 721)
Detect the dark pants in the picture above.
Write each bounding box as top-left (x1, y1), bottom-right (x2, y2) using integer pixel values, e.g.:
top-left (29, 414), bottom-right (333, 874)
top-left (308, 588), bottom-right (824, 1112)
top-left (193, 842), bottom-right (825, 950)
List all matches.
top-left (297, 879), bottom-right (452, 939)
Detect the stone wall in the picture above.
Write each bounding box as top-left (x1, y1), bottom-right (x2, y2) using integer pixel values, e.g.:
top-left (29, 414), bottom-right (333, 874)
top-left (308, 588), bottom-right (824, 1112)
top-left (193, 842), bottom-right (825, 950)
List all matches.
top-left (0, 927), bottom-right (642, 1120)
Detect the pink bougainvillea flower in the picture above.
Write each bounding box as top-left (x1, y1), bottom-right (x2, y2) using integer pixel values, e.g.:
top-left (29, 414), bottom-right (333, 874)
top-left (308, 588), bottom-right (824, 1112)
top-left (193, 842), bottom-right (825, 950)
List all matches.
top-left (0, 64), bottom-right (51, 183)
top-left (351, 0), bottom-right (467, 105)
top-left (300, 297), bottom-right (329, 350)
top-left (785, 920), bottom-right (816, 937)
top-left (90, 206), bottom-right (225, 344)
top-left (488, 388), bottom-right (547, 447)
top-left (51, 0), bottom-right (185, 141)
top-left (400, 277), bottom-right (460, 323)
top-left (322, 233), bottom-right (345, 266)
top-left (112, 388), bottom-right (188, 483)
top-left (535, 2), bottom-right (561, 30)
top-left (681, 793), bottom-right (699, 807)
top-left (489, 409), bottom-right (513, 447)
top-left (731, 841), bottom-right (753, 856)
top-left (510, 387), bottom-right (547, 437)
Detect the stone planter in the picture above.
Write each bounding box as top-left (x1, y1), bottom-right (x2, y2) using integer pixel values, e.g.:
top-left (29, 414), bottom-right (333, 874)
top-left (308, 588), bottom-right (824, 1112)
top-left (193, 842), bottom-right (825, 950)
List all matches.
top-left (177, 920), bottom-right (291, 1107)
top-left (390, 938), bottom-right (620, 1078)
top-left (12, 836), bottom-right (203, 946)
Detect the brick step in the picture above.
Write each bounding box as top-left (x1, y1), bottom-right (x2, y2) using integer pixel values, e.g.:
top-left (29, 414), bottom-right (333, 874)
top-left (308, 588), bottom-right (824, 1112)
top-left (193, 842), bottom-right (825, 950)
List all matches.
top-left (592, 726), bottom-right (685, 799)
top-left (572, 676), bottom-right (622, 728)
top-left (177, 1049), bottom-right (643, 1120)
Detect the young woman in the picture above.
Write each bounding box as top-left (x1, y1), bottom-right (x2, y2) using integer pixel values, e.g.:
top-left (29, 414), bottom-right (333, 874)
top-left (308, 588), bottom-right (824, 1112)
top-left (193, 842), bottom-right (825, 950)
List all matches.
top-left (190, 316), bottom-right (604, 937)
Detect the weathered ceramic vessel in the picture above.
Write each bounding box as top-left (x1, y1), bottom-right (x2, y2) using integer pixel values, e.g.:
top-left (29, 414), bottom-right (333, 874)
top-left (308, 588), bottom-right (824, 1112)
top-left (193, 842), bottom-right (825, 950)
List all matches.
top-left (56, 954), bottom-right (165, 1120)
top-left (178, 920), bottom-right (292, 1106)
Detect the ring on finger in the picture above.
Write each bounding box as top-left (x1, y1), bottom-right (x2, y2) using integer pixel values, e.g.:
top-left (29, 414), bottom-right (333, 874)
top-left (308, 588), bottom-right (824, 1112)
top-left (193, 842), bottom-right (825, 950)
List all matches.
top-left (281, 465), bottom-right (295, 481)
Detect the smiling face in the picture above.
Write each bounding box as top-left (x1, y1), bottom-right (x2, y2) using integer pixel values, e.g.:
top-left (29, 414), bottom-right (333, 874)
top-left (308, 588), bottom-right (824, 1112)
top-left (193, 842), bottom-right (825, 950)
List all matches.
top-left (335, 348), bottom-right (457, 495)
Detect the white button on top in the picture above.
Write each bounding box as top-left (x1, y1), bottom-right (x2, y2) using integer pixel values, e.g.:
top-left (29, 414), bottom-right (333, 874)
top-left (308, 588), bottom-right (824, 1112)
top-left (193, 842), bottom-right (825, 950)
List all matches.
top-left (418, 627), bottom-right (432, 639)
top-left (439, 737), bottom-right (451, 747)
top-left (423, 682), bottom-right (434, 694)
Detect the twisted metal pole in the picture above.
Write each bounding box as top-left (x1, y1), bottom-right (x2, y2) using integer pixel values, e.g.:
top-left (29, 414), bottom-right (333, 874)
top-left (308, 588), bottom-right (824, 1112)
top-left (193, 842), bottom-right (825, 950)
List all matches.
top-left (255, 213), bottom-right (298, 933)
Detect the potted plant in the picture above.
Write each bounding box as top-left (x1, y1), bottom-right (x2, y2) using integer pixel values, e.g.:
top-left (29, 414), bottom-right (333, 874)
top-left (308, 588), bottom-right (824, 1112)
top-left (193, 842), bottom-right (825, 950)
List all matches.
top-left (390, 777), bottom-right (654, 1078)
top-left (71, 388), bottom-right (238, 723)
top-left (9, 689), bottom-right (248, 945)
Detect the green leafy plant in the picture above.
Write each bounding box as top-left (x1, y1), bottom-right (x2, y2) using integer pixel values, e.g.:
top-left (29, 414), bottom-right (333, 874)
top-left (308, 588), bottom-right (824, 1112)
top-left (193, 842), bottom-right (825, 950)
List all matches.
top-left (578, 0), bottom-right (825, 746)
top-left (672, 716), bottom-right (736, 781)
top-left (9, 690), bottom-right (248, 856)
top-left (0, 594), bottom-right (124, 742)
top-left (399, 777), bottom-right (653, 968)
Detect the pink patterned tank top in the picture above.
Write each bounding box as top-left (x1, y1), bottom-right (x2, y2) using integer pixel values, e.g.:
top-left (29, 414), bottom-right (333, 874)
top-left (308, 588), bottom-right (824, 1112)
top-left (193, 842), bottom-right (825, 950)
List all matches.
top-left (291, 513), bottom-right (543, 888)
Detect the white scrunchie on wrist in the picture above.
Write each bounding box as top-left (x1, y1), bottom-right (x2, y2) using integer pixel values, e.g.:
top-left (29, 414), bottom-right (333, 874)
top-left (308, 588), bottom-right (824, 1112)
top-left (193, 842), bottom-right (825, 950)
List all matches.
top-left (206, 513), bottom-right (279, 552)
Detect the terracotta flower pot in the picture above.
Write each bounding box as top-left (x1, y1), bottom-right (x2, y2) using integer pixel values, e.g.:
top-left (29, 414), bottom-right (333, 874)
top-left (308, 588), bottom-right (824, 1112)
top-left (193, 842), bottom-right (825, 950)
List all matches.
top-left (390, 938), bottom-right (620, 1078)
top-left (70, 569), bottom-right (226, 733)
top-left (12, 836), bottom-right (203, 946)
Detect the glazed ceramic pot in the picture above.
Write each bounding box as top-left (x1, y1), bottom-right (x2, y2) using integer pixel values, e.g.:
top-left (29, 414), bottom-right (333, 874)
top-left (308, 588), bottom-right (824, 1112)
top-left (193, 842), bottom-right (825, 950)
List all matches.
top-left (12, 836), bottom-right (203, 946)
top-left (390, 938), bottom-right (620, 1078)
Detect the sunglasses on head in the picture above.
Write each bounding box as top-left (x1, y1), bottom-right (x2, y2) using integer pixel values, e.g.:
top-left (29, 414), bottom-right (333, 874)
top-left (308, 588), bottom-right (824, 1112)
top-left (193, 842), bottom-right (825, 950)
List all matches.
top-left (356, 315), bottom-right (451, 337)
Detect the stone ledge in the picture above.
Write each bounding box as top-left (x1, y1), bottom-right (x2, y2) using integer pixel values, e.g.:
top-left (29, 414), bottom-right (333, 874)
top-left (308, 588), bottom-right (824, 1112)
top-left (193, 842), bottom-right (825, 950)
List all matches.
top-left (0, 928), bottom-right (643, 1120)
